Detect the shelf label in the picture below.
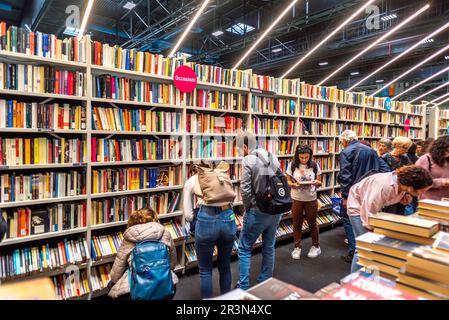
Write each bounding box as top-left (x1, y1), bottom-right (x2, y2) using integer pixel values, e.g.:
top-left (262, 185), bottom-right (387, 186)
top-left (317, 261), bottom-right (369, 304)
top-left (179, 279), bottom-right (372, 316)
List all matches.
top-left (0, 166), bottom-right (9, 170)
top-left (173, 66), bottom-right (197, 93)
top-left (250, 88), bottom-right (275, 96)
top-left (384, 97), bottom-right (392, 112)
top-left (38, 128), bottom-right (55, 132)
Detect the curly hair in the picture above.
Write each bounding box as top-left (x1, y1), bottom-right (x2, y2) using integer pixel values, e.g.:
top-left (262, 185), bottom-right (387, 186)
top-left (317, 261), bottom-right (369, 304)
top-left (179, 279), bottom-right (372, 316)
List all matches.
top-left (396, 165), bottom-right (433, 190)
top-left (429, 135), bottom-right (449, 167)
top-left (291, 144), bottom-right (314, 172)
top-left (127, 208), bottom-right (159, 228)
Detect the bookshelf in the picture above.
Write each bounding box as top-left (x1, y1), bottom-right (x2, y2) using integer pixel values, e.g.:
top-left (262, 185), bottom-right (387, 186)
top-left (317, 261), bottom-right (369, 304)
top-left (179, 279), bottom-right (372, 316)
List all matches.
top-left (0, 23), bottom-right (428, 299)
top-left (429, 106), bottom-right (449, 138)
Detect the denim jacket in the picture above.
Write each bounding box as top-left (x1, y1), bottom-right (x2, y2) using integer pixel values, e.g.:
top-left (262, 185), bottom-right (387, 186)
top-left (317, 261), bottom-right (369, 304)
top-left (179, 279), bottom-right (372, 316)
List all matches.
top-left (241, 148), bottom-right (280, 212)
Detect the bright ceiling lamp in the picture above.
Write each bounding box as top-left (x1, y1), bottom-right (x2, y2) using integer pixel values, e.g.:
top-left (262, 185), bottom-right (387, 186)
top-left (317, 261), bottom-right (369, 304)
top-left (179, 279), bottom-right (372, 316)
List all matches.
top-left (410, 81), bottom-right (449, 103)
top-left (348, 20), bottom-right (449, 91)
top-left (430, 95), bottom-right (449, 108)
top-left (393, 64), bottom-right (449, 100)
top-left (232, 0), bottom-right (298, 70)
top-left (430, 91), bottom-right (449, 104)
top-left (281, 0), bottom-right (376, 78)
top-left (77, 0), bottom-right (95, 40)
top-left (168, 0), bottom-right (211, 58)
top-left (318, 4), bottom-right (430, 86)
top-left (371, 42), bottom-right (449, 96)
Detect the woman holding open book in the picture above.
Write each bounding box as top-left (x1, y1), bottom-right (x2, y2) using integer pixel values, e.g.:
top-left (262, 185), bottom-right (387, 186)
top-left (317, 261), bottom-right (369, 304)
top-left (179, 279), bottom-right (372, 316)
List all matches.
top-left (286, 145), bottom-right (322, 260)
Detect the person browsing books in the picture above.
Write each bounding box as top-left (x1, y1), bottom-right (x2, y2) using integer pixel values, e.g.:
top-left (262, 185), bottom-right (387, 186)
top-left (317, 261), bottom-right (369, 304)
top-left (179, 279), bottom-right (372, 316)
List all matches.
top-left (347, 165), bottom-right (433, 272)
top-left (287, 145), bottom-right (322, 260)
top-left (107, 208), bottom-right (178, 299)
top-left (182, 161), bottom-right (236, 299)
top-left (415, 135), bottom-right (449, 201)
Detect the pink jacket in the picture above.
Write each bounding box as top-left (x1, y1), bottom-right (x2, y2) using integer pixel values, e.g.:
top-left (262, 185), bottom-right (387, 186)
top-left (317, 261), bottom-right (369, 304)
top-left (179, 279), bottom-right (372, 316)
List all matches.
top-left (347, 172), bottom-right (406, 228)
top-left (415, 154), bottom-right (449, 201)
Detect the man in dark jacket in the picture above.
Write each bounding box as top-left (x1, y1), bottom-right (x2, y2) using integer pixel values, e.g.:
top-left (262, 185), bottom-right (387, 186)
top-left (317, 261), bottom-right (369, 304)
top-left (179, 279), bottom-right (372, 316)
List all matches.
top-left (338, 130), bottom-right (390, 262)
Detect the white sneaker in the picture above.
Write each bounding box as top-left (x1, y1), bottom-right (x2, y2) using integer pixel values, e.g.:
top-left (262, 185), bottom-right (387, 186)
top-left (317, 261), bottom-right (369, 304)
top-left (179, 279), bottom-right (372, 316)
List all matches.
top-left (307, 246), bottom-right (321, 258)
top-left (291, 248), bottom-right (301, 260)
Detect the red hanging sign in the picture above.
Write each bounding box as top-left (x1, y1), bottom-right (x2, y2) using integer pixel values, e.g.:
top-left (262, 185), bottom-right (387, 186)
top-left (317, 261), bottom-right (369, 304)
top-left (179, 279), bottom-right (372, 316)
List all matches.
top-left (404, 118), bottom-right (410, 132)
top-left (173, 66), bottom-right (197, 93)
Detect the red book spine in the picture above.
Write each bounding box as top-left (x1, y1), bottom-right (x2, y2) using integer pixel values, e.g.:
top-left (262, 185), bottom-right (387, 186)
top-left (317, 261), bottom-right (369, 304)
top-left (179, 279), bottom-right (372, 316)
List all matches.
top-left (91, 137), bottom-right (97, 162)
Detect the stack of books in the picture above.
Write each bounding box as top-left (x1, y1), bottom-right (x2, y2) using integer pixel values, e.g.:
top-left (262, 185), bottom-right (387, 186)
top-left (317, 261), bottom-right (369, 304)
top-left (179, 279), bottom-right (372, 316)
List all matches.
top-left (416, 199), bottom-right (449, 232)
top-left (355, 212), bottom-right (440, 280)
top-left (396, 235), bottom-right (449, 300)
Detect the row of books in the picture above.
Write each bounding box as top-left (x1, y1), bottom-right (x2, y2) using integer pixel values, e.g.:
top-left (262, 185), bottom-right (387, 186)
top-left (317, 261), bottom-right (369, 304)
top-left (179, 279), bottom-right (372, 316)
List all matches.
top-left (364, 124), bottom-right (387, 137)
top-left (317, 193), bottom-right (333, 208)
top-left (0, 237), bottom-right (90, 280)
top-left (163, 220), bottom-right (186, 240)
top-left (258, 139), bottom-right (295, 157)
top-left (184, 62), bottom-right (251, 89)
top-left (389, 114), bottom-right (422, 126)
top-left (1, 202), bottom-right (86, 239)
top-left (364, 96), bottom-right (385, 109)
top-left (0, 171), bottom-right (86, 203)
top-left (252, 118), bottom-right (296, 135)
top-left (0, 137), bottom-right (86, 165)
top-left (337, 106), bottom-right (363, 121)
top-left (91, 166), bottom-right (182, 194)
top-left (298, 139), bottom-right (333, 154)
top-left (388, 127), bottom-right (422, 139)
top-left (365, 109), bottom-right (388, 123)
top-left (186, 113), bottom-right (246, 134)
top-left (251, 96), bottom-right (297, 115)
top-left (251, 75), bottom-right (300, 96)
top-left (189, 138), bottom-right (237, 159)
top-left (197, 90), bottom-right (248, 111)
top-left (92, 41), bottom-right (182, 77)
top-left (300, 82), bottom-right (337, 101)
top-left (335, 90), bottom-right (365, 106)
top-left (320, 173), bottom-right (333, 188)
top-left (0, 63), bottom-right (85, 96)
top-left (91, 137), bottom-right (182, 163)
top-left (337, 123), bottom-right (363, 136)
top-left (92, 107), bottom-right (182, 133)
top-left (315, 157), bottom-right (333, 171)
top-left (91, 232), bottom-right (124, 260)
top-left (299, 120), bottom-right (333, 136)
top-left (91, 191), bottom-right (180, 225)
top-left (299, 102), bottom-right (332, 118)
top-left (52, 269), bottom-right (90, 300)
top-left (0, 22), bottom-right (86, 62)
top-left (0, 101), bottom-right (86, 130)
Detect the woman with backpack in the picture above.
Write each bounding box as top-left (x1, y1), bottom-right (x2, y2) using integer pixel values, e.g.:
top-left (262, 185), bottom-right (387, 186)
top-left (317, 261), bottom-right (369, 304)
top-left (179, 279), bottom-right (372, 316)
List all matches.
top-left (286, 145), bottom-right (322, 260)
top-left (415, 135), bottom-right (449, 201)
top-left (107, 208), bottom-right (178, 299)
top-left (182, 161), bottom-right (236, 299)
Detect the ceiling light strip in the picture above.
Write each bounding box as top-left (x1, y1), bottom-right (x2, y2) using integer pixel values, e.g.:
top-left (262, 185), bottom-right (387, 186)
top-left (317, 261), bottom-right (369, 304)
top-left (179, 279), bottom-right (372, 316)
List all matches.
top-left (430, 90), bottom-right (449, 104)
top-left (281, 0), bottom-right (376, 79)
top-left (431, 95), bottom-right (449, 108)
top-left (318, 4), bottom-right (430, 86)
top-left (168, 0), bottom-right (211, 58)
top-left (371, 42), bottom-right (449, 96)
top-left (393, 65), bottom-right (449, 100)
top-left (232, 0), bottom-right (298, 70)
top-left (409, 81), bottom-right (449, 103)
top-left (78, 0), bottom-right (95, 40)
top-left (348, 20), bottom-right (449, 91)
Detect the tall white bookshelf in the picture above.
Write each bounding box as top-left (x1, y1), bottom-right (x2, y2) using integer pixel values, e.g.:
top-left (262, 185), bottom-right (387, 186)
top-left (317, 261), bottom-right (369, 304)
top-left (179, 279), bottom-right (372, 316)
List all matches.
top-left (429, 106), bottom-right (449, 138)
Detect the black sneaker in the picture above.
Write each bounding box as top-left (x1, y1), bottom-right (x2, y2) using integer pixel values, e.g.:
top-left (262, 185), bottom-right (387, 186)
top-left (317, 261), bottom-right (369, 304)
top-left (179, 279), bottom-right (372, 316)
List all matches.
top-left (341, 254), bottom-right (353, 263)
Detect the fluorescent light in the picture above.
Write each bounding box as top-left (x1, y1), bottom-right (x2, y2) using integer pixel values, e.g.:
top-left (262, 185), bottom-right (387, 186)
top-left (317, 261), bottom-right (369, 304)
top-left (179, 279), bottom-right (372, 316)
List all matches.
top-left (381, 13), bottom-right (397, 21)
top-left (372, 42), bottom-right (449, 97)
top-left (376, 79), bottom-right (384, 83)
top-left (350, 71), bottom-right (360, 76)
top-left (445, 55), bottom-right (449, 60)
top-left (123, 1), bottom-right (137, 10)
top-left (393, 64), bottom-right (449, 100)
top-left (226, 23), bottom-right (255, 35)
top-left (430, 91), bottom-right (449, 104)
top-left (431, 95), bottom-right (449, 108)
top-left (272, 48), bottom-right (282, 53)
top-left (281, 0), bottom-right (376, 78)
top-left (348, 20), bottom-right (449, 91)
top-left (423, 38), bottom-right (434, 44)
top-left (169, 0), bottom-right (211, 58)
top-left (25, 24), bottom-right (31, 32)
top-left (318, 61), bottom-right (329, 66)
top-left (232, 0), bottom-right (298, 70)
top-left (77, 0), bottom-right (95, 40)
top-left (212, 30), bottom-right (224, 37)
top-left (318, 4), bottom-right (430, 86)
top-left (410, 81), bottom-right (449, 103)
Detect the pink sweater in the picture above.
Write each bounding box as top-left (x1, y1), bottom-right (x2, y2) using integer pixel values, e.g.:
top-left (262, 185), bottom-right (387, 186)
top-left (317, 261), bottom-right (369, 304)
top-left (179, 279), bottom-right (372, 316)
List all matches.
top-left (415, 154), bottom-right (449, 201)
top-left (347, 172), bottom-right (406, 228)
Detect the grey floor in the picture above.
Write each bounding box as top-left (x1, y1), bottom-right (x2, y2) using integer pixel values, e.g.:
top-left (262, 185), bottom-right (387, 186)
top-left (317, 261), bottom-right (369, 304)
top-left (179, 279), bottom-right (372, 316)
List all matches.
top-left (174, 225), bottom-right (351, 299)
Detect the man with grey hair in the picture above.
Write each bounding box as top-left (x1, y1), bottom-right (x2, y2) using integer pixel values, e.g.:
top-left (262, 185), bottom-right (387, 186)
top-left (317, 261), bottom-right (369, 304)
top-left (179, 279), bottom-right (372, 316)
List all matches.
top-left (337, 130), bottom-right (390, 263)
top-left (377, 138), bottom-right (392, 157)
top-left (235, 131), bottom-right (284, 290)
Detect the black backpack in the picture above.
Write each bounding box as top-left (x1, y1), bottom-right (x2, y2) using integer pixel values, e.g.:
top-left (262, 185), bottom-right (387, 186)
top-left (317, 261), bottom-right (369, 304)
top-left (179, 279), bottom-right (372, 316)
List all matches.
top-left (253, 151), bottom-right (293, 215)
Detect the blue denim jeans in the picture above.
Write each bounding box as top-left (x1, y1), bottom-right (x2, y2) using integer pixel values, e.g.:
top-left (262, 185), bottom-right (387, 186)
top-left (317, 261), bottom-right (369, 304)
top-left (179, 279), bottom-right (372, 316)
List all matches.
top-left (340, 204), bottom-right (356, 256)
top-left (349, 215), bottom-right (368, 273)
top-left (237, 208), bottom-right (282, 290)
top-left (194, 205), bottom-right (236, 299)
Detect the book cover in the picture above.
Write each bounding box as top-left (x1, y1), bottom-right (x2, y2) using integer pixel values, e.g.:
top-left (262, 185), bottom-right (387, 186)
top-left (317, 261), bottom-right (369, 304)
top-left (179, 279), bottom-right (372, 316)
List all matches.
top-left (30, 209), bottom-right (49, 235)
top-left (247, 277), bottom-right (317, 300)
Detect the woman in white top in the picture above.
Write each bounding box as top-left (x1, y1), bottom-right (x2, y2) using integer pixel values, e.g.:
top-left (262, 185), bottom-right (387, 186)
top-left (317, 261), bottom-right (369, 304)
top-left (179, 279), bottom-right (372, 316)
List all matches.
top-left (286, 145), bottom-right (322, 260)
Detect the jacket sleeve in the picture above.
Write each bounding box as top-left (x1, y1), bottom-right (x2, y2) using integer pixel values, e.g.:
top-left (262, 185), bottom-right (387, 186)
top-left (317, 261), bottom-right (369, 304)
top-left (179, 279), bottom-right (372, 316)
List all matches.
top-left (161, 229), bottom-right (177, 269)
top-left (182, 176), bottom-right (195, 222)
top-left (110, 238), bottom-right (134, 284)
top-left (241, 157), bottom-right (253, 212)
top-left (378, 156), bottom-right (391, 173)
top-left (339, 151), bottom-right (353, 199)
top-left (0, 215), bottom-right (6, 241)
top-left (415, 156), bottom-right (447, 189)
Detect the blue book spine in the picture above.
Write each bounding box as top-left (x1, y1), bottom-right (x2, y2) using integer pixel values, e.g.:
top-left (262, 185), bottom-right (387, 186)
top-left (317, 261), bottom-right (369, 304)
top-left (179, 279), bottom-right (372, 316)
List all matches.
top-left (63, 239), bottom-right (70, 264)
top-left (125, 50), bottom-right (130, 70)
top-left (119, 108), bottom-right (124, 131)
top-left (43, 34), bottom-right (49, 57)
top-left (7, 100), bottom-right (13, 127)
top-left (90, 241), bottom-right (97, 261)
top-left (96, 76), bottom-right (101, 98)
